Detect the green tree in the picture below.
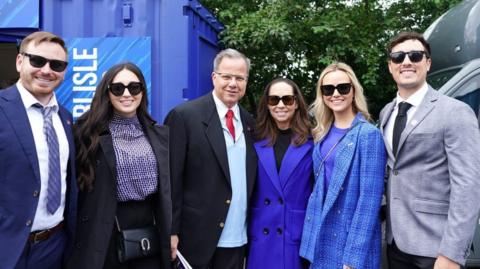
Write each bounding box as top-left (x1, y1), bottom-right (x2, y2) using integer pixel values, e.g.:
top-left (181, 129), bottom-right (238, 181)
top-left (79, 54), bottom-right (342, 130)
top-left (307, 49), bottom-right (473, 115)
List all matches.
top-left (202, 0), bottom-right (462, 118)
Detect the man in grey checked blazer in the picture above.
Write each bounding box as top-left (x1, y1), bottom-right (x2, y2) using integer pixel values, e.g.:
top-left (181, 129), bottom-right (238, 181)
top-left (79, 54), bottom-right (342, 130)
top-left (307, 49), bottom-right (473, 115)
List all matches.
top-left (379, 31), bottom-right (480, 269)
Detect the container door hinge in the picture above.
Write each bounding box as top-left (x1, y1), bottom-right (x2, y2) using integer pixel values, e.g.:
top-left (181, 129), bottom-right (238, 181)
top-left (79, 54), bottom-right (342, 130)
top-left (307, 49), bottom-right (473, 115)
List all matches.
top-left (122, 3), bottom-right (133, 27)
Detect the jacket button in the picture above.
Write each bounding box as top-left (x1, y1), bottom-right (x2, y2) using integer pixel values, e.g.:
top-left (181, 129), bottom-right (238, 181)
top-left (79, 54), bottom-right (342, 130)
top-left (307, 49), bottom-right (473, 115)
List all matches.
top-left (307, 216), bottom-right (311, 221)
top-left (96, 159), bottom-right (101, 166)
top-left (33, 190), bottom-right (39, 197)
top-left (278, 198), bottom-right (284, 205)
top-left (26, 220), bottom-right (32, 226)
top-left (277, 228), bottom-right (283, 235)
top-left (263, 228), bottom-right (269, 235)
top-left (81, 216), bottom-right (89, 222)
top-left (226, 199), bottom-right (231, 204)
top-left (75, 242), bottom-right (81, 249)
top-left (264, 198), bottom-right (270, 205)
top-left (219, 222), bottom-right (225, 228)
top-left (393, 170), bottom-right (399, 175)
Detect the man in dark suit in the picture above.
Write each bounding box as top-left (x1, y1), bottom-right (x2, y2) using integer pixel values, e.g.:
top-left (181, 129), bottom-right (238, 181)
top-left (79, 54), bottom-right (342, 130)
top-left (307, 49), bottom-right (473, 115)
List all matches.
top-left (379, 31), bottom-right (480, 269)
top-left (0, 31), bottom-right (78, 269)
top-left (164, 48), bottom-right (257, 269)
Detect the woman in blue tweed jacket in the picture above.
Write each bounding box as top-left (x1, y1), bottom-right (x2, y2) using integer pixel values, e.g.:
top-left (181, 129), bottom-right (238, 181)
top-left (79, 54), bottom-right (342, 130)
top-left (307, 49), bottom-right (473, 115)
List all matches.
top-left (300, 62), bottom-right (386, 269)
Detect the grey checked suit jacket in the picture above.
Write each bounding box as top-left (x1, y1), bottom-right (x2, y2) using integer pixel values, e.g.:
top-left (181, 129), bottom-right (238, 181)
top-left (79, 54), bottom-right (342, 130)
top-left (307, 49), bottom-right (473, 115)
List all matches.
top-left (379, 86), bottom-right (480, 265)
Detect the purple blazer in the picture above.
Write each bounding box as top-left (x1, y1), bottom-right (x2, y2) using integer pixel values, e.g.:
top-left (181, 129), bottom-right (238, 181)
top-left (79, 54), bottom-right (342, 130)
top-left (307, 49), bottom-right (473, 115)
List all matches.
top-left (247, 137), bottom-right (313, 269)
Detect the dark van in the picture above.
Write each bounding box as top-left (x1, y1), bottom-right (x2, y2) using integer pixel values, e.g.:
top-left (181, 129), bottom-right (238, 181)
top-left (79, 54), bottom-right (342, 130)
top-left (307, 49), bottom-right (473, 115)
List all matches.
top-left (425, 0), bottom-right (480, 267)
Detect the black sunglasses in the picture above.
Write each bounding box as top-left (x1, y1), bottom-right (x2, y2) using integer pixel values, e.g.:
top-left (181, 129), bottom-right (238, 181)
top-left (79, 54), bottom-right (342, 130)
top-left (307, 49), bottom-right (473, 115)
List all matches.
top-left (389, 50), bottom-right (429, 64)
top-left (21, 52), bottom-right (68, 72)
top-left (267, 95), bottom-right (296, 106)
top-left (108, 82), bottom-right (144, 96)
top-left (320, 83), bottom-right (352, 96)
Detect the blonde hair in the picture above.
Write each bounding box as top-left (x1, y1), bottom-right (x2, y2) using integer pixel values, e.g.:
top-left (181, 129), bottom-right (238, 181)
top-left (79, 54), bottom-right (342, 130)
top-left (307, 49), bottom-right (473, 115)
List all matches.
top-left (310, 62), bottom-right (371, 142)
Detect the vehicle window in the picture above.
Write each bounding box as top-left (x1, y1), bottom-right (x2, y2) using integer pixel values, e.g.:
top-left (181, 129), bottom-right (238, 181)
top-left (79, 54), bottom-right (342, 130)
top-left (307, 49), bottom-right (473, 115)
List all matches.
top-left (453, 75), bottom-right (480, 119)
top-left (428, 68), bottom-right (461, 89)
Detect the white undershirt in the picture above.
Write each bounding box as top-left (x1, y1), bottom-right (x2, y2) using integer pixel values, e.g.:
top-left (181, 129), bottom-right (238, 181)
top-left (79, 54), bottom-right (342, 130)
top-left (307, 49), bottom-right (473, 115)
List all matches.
top-left (17, 81), bottom-right (69, 231)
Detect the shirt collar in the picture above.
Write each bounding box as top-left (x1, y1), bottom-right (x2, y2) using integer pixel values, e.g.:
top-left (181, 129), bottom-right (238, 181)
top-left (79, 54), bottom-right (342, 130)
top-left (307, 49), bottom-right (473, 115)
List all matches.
top-left (395, 82), bottom-right (429, 108)
top-left (17, 81), bottom-right (59, 112)
top-left (212, 90), bottom-right (240, 120)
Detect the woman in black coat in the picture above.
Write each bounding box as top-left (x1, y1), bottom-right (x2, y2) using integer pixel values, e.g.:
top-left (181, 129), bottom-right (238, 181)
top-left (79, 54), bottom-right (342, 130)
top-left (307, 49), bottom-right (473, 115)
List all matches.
top-left (67, 62), bottom-right (171, 269)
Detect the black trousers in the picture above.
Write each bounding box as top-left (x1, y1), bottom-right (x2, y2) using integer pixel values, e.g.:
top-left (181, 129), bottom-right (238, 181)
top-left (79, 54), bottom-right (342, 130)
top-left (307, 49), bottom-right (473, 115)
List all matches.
top-left (103, 197), bottom-right (161, 269)
top-left (387, 240), bottom-right (465, 269)
top-left (194, 245), bottom-right (246, 269)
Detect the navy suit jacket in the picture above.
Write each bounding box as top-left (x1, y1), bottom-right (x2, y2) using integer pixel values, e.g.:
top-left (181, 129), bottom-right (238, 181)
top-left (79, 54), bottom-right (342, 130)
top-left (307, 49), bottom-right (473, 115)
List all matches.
top-left (0, 85), bottom-right (78, 268)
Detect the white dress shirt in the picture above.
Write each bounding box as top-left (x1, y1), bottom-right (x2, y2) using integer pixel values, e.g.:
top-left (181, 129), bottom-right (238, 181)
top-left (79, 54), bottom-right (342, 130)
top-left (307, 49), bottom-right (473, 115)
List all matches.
top-left (384, 82), bottom-right (429, 152)
top-left (17, 81), bottom-right (69, 231)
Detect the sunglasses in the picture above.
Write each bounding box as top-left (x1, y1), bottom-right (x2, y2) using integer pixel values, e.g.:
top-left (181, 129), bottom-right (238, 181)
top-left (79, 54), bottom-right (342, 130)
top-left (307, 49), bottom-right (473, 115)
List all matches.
top-left (267, 95), bottom-right (296, 106)
top-left (21, 52), bottom-right (68, 72)
top-left (108, 82), bottom-right (144, 96)
top-left (320, 83), bottom-right (352, 96)
top-left (389, 50), bottom-right (428, 64)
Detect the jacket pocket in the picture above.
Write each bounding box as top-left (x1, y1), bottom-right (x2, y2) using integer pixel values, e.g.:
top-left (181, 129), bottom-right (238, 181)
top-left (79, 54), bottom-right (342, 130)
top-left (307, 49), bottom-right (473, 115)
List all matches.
top-left (414, 198), bottom-right (449, 215)
top-left (287, 209), bottom-right (306, 243)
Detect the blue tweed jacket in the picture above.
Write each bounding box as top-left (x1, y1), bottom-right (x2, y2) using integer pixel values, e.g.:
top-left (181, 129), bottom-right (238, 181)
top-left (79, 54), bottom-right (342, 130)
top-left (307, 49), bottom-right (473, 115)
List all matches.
top-left (300, 113), bottom-right (386, 269)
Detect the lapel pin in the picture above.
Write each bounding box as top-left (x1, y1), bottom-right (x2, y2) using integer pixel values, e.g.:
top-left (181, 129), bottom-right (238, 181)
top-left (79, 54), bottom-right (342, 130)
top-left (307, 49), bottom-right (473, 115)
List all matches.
top-left (410, 119), bottom-right (418, 126)
top-left (67, 120), bottom-right (71, 125)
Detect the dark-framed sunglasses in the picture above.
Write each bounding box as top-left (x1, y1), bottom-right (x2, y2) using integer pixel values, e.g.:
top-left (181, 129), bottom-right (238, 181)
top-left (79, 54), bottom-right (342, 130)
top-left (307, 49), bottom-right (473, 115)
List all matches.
top-left (389, 50), bottom-right (429, 64)
top-left (21, 52), bottom-right (68, 72)
top-left (108, 82), bottom-right (144, 96)
top-left (267, 95), bottom-right (296, 106)
top-left (320, 83), bottom-right (352, 96)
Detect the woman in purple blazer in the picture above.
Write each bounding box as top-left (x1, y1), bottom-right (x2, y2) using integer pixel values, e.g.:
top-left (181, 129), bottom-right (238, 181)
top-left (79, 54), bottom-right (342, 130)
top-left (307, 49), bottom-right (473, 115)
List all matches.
top-left (247, 78), bottom-right (312, 269)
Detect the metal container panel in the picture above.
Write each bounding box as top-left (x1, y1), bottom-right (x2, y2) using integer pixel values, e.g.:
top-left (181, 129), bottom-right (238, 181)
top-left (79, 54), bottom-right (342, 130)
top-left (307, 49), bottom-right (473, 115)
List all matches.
top-left (0, 0), bottom-right (223, 121)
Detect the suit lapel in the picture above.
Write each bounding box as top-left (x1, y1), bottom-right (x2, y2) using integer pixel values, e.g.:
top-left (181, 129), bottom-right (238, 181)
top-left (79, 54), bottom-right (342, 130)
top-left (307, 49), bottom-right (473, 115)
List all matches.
top-left (279, 139), bottom-right (313, 189)
top-left (144, 123), bottom-right (168, 175)
top-left (255, 140), bottom-right (282, 195)
top-left (322, 126), bottom-right (360, 216)
top-left (396, 88), bottom-right (437, 155)
top-left (202, 95), bottom-right (231, 185)
top-left (99, 133), bottom-right (117, 179)
top-left (0, 86), bottom-right (41, 183)
top-left (381, 100), bottom-right (395, 160)
top-left (240, 107), bottom-right (257, 198)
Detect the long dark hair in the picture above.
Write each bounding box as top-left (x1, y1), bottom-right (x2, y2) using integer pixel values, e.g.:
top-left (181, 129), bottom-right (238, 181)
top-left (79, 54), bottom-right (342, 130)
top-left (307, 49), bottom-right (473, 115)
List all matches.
top-left (74, 62), bottom-right (154, 191)
top-left (256, 78), bottom-right (311, 146)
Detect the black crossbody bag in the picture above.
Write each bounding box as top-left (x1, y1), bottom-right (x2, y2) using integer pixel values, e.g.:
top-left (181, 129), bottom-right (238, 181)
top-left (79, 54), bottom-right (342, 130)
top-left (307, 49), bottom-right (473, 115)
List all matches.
top-left (115, 215), bottom-right (161, 262)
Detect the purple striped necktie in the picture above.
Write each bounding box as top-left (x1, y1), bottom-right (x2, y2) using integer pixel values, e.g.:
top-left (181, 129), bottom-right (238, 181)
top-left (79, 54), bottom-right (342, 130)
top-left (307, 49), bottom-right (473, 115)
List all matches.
top-left (34, 104), bottom-right (61, 214)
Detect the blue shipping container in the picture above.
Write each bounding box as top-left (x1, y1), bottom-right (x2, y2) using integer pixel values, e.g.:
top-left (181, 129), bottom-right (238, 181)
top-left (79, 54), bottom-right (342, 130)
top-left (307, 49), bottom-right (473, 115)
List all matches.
top-left (0, 0), bottom-right (224, 122)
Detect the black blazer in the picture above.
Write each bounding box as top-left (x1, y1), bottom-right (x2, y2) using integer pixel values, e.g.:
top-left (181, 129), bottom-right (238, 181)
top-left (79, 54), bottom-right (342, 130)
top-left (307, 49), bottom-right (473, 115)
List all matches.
top-left (164, 93), bottom-right (257, 266)
top-left (66, 119), bottom-right (172, 269)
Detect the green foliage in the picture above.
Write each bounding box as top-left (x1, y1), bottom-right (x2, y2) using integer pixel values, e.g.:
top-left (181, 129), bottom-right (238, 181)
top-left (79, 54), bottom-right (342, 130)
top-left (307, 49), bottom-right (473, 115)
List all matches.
top-left (201, 0), bottom-right (462, 118)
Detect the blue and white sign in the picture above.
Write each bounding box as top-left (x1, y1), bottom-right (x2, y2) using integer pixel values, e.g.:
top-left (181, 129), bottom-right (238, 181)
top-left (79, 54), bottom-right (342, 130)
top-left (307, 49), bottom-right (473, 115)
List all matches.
top-left (0, 0), bottom-right (39, 28)
top-left (56, 37), bottom-right (152, 120)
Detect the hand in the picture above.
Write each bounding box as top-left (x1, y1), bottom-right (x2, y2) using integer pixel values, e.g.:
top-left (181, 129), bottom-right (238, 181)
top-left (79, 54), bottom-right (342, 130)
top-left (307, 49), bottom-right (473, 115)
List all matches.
top-left (171, 235), bottom-right (179, 261)
top-left (433, 255), bottom-right (460, 269)
top-left (343, 265), bottom-right (353, 269)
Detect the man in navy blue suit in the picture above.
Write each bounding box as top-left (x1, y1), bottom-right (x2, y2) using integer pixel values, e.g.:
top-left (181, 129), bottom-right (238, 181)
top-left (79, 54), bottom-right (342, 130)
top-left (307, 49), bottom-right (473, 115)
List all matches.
top-left (0, 31), bottom-right (77, 269)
